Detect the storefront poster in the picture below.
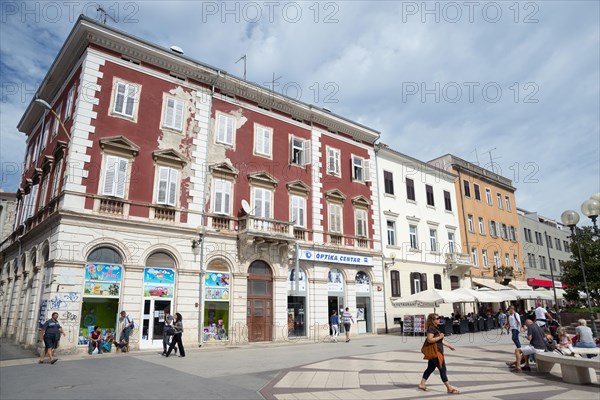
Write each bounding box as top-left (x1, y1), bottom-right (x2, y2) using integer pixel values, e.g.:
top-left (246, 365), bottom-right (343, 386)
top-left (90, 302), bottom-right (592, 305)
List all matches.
top-left (143, 284), bottom-right (173, 299)
top-left (328, 269), bottom-right (344, 292)
top-left (144, 268), bottom-right (175, 285)
top-left (85, 264), bottom-right (122, 282)
top-left (287, 268), bottom-right (306, 292)
top-left (355, 271), bottom-right (370, 293)
top-left (205, 288), bottom-right (230, 300)
top-left (205, 272), bottom-right (230, 288)
top-left (84, 281), bottom-right (120, 297)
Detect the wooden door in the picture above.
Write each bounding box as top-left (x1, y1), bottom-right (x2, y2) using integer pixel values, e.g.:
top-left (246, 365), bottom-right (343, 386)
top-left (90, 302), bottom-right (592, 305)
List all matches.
top-left (247, 261), bottom-right (273, 342)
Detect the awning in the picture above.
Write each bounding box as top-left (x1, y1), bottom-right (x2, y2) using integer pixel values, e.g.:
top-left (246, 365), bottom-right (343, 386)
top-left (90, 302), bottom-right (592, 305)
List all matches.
top-left (509, 281), bottom-right (531, 291)
top-left (454, 287), bottom-right (507, 302)
top-left (533, 287), bottom-right (565, 301)
top-left (473, 279), bottom-right (511, 291)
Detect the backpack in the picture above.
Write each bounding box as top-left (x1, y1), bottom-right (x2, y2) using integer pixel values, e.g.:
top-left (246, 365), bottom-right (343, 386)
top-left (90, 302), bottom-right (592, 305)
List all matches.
top-left (127, 316), bottom-right (135, 330)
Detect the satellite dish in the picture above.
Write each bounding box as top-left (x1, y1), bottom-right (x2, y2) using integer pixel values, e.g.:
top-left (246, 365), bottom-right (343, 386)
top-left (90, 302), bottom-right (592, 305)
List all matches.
top-left (170, 46), bottom-right (184, 54)
top-left (241, 200), bottom-right (251, 214)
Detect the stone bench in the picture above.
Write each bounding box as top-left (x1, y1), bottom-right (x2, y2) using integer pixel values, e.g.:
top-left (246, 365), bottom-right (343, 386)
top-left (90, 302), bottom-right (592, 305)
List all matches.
top-left (572, 347), bottom-right (600, 356)
top-left (536, 352), bottom-right (600, 384)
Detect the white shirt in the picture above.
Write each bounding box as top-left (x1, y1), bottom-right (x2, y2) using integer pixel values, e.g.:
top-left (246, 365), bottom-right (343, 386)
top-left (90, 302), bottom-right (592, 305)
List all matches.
top-left (508, 313), bottom-right (521, 330)
top-left (534, 307), bottom-right (548, 321)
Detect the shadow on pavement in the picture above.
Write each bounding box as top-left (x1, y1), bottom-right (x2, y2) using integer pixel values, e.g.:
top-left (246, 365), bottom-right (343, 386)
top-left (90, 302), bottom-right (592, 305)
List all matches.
top-left (0, 338), bottom-right (38, 361)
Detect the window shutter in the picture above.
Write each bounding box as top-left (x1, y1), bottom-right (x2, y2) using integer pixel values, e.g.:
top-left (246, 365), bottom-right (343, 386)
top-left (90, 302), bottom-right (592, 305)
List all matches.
top-left (264, 129), bottom-right (271, 155)
top-left (302, 140), bottom-right (311, 165)
top-left (256, 128), bottom-right (264, 154)
top-left (125, 85), bottom-right (136, 116)
top-left (363, 160), bottom-right (371, 181)
top-left (265, 189), bottom-right (271, 218)
top-left (115, 158), bottom-right (128, 198)
top-left (217, 115), bottom-right (226, 142)
top-left (223, 181), bottom-right (231, 214)
top-left (168, 168), bottom-right (178, 206)
top-left (115, 83), bottom-right (125, 114)
top-left (214, 180), bottom-right (223, 213)
top-left (164, 98), bottom-right (174, 127)
top-left (420, 273), bottom-right (428, 291)
top-left (102, 156), bottom-right (117, 195)
top-left (289, 138), bottom-right (294, 163)
top-left (157, 167), bottom-right (169, 204)
top-left (226, 117), bottom-right (233, 144)
top-left (174, 100), bottom-right (184, 130)
top-left (410, 273), bottom-right (416, 295)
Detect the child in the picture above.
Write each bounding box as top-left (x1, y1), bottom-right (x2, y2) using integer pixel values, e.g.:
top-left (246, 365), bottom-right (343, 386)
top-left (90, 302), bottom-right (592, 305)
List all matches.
top-left (557, 327), bottom-right (574, 354)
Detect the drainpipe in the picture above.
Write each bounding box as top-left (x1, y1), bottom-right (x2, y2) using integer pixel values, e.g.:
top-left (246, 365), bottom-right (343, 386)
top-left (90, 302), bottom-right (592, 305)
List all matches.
top-left (373, 146), bottom-right (388, 334)
top-left (456, 168), bottom-right (473, 288)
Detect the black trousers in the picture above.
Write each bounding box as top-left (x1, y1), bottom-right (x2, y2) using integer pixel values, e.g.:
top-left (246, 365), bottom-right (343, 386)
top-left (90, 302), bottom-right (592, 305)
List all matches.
top-left (166, 333), bottom-right (185, 357)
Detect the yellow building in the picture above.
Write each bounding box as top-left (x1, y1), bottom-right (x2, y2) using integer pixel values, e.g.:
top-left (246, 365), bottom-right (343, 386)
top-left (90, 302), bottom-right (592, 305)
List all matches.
top-left (429, 155), bottom-right (525, 288)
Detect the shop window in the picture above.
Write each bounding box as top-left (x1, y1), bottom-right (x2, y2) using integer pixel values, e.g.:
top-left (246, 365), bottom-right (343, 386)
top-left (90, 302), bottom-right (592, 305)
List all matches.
top-left (287, 267), bottom-right (306, 338)
top-left (203, 268), bottom-right (231, 342)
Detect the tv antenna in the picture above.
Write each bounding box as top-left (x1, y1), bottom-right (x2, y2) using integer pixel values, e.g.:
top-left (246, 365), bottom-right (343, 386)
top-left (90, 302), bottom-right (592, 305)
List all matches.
top-left (484, 148), bottom-right (499, 173)
top-left (97, 6), bottom-right (117, 24)
top-left (235, 55), bottom-right (247, 80)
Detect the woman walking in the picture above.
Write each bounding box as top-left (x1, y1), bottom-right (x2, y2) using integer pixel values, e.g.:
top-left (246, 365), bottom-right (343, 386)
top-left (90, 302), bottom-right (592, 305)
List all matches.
top-left (330, 310), bottom-right (340, 342)
top-left (418, 313), bottom-right (460, 394)
top-left (164, 313), bottom-right (185, 357)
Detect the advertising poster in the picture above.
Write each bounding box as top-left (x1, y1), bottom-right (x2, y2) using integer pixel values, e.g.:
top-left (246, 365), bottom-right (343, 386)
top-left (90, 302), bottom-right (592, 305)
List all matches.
top-left (84, 264), bottom-right (122, 297)
top-left (327, 269), bottom-right (344, 292)
top-left (143, 268), bottom-right (175, 298)
top-left (287, 268), bottom-right (306, 292)
top-left (204, 272), bottom-right (230, 301)
top-left (355, 271), bottom-right (370, 293)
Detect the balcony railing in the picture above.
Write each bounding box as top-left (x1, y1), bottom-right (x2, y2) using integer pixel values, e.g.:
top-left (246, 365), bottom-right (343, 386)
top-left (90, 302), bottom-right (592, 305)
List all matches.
top-left (239, 215), bottom-right (295, 241)
top-left (154, 206), bottom-right (176, 222)
top-left (329, 234), bottom-right (343, 245)
top-left (207, 214), bottom-right (234, 231)
top-left (356, 238), bottom-right (369, 248)
top-left (99, 198), bottom-right (124, 215)
top-left (293, 227), bottom-right (306, 241)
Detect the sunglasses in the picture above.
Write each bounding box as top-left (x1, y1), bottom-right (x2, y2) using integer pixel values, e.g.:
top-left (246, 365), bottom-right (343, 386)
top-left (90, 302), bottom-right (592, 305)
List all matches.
top-left (434, 317), bottom-right (440, 320)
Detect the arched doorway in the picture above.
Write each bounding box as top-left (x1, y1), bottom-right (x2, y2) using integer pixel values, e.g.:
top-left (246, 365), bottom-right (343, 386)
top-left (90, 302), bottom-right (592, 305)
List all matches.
top-left (247, 261), bottom-right (273, 342)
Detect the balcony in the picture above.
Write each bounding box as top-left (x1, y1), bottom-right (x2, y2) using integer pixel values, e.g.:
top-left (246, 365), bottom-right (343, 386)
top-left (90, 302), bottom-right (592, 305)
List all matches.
top-left (99, 198), bottom-right (124, 215)
top-left (153, 206), bottom-right (176, 222)
top-left (445, 253), bottom-right (472, 275)
top-left (206, 214), bottom-right (234, 231)
top-left (238, 215), bottom-right (295, 244)
top-left (293, 227), bottom-right (307, 241)
top-left (329, 234), bottom-right (343, 245)
top-left (494, 265), bottom-right (514, 284)
top-left (356, 238), bottom-right (369, 248)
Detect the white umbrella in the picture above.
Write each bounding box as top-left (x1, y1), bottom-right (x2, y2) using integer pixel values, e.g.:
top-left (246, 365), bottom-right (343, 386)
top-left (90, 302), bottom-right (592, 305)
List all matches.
top-left (454, 287), bottom-right (508, 302)
top-left (477, 288), bottom-right (518, 301)
top-left (532, 288), bottom-right (556, 301)
top-left (392, 288), bottom-right (475, 307)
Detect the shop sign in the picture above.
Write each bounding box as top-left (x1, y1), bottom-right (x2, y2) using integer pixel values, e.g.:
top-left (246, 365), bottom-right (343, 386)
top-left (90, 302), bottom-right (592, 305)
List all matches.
top-left (143, 268), bottom-right (175, 298)
top-left (288, 268), bottom-right (306, 292)
top-left (300, 250), bottom-right (373, 266)
top-left (84, 264), bottom-right (121, 297)
top-left (204, 272), bottom-right (230, 301)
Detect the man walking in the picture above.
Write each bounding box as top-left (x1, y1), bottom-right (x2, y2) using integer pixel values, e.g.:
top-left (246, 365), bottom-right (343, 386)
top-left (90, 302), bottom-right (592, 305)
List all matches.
top-left (507, 306), bottom-right (522, 349)
top-left (342, 307), bottom-right (354, 342)
top-left (38, 312), bottom-right (65, 364)
top-left (534, 302), bottom-right (551, 327)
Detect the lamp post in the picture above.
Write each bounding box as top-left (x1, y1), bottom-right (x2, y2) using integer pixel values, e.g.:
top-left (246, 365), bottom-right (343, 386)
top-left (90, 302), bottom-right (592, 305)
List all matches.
top-left (382, 252), bottom-right (396, 334)
top-left (544, 231), bottom-right (560, 324)
top-left (561, 193), bottom-right (600, 338)
top-left (34, 99), bottom-right (71, 141)
top-left (192, 234), bottom-right (204, 346)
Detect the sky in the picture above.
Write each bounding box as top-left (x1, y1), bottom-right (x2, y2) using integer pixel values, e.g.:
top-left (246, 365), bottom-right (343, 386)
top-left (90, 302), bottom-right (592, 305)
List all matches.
top-left (0, 0), bottom-right (598, 225)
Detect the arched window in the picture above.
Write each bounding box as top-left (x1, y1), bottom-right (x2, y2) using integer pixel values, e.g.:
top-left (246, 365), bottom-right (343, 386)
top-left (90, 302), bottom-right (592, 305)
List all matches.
top-left (30, 249), bottom-right (37, 270)
top-left (355, 271), bottom-right (370, 293)
top-left (87, 247), bottom-right (123, 264)
top-left (146, 252), bottom-right (175, 269)
top-left (390, 270), bottom-right (400, 297)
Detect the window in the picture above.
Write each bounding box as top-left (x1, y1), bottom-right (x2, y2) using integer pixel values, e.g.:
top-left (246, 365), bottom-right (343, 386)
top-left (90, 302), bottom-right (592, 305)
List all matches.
top-left (213, 179), bottom-right (232, 214)
top-left (563, 240), bottom-right (569, 252)
top-left (429, 229), bottom-right (437, 252)
top-left (478, 217), bottom-right (485, 235)
top-left (406, 178), bottom-right (415, 201)
top-left (467, 214), bottom-right (474, 232)
top-left (463, 180), bottom-right (471, 197)
top-left (387, 220), bottom-right (396, 246)
top-left (450, 276), bottom-right (460, 290)
top-left (524, 228), bottom-right (530, 242)
top-left (550, 258), bottom-right (556, 271)
top-left (216, 113), bottom-right (235, 145)
top-left (352, 156), bottom-right (370, 182)
top-left (500, 224), bottom-right (508, 239)
top-left (254, 125), bottom-right (272, 157)
top-left (528, 253), bottom-right (536, 268)
top-left (505, 196), bottom-right (512, 211)
top-left (482, 249), bottom-right (489, 267)
top-left (514, 255), bottom-right (519, 271)
top-left (41, 121), bottom-right (50, 150)
top-left (493, 251), bottom-right (500, 268)
top-left (409, 225), bottom-right (418, 249)
top-left (508, 226), bottom-right (515, 241)
top-left (383, 171), bottom-right (394, 195)
top-left (496, 193), bottom-right (503, 209)
top-left (252, 187), bottom-right (272, 218)
top-left (39, 174), bottom-right (48, 209)
top-left (51, 159), bottom-right (63, 198)
top-left (471, 247), bottom-right (478, 266)
top-left (328, 203), bottom-right (342, 233)
top-left (290, 195), bottom-right (306, 227)
top-left (539, 255), bottom-right (547, 270)
top-left (51, 104), bottom-right (62, 138)
top-left (162, 97), bottom-right (184, 131)
top-left (535, 232), bottom-right (543, 245)
top-left (65, 85), bottom-right (75, 120)
top-left (156, 166), bottom-right (179, 206)
top-left (474, 184), bottom-right (481, 200)
top-left (425, 185), bottom-right (435, 206)
top-left (434, 274), bottom-right (442, 290)
top-left (113, 82), bottom-right (137, 117)
top-left (486, 188), bottom-right (492, 205)
top-left (355, 209), bottom-right (368, 237)
top-left (443, 190), bottom-right (452, 211)
top-left (411, 272), bottom-right (427, 294)
top-left (102, 155), bottom-right (128, 198)
top-left (555, 238), bottom-right (562, 251)
top-left (489, 220), bottom-right (497, 237)
top-left (546, 235), bottom-right (553, 248)
top-left (505, 253), bottom-right (510, 267)
top-left (326, 147), bottom-right (340, 176)
top-left (290, 137), bottom-right (310, 166)
top-left (447, 232), bottom-right (455, 253)
top-left (390, 271), bottom-right (400, 297)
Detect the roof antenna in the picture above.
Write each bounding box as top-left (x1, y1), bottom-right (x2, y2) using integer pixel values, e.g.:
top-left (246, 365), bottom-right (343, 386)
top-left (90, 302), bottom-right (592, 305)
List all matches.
top-left (235, 55), bottom-right (247, 81)
top-left (97, 6), bottom-right (116, 24)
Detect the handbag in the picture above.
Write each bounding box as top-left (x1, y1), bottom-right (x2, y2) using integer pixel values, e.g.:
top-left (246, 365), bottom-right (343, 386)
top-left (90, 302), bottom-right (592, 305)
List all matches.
top-left (165, 326), bottom-right (176, 336)
top-left (421, 338), bottom-right (444, 368)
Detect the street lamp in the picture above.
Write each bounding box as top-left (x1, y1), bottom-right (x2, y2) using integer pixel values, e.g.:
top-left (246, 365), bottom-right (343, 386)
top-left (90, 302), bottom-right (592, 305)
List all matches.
top-left (560, 193), bottom-right (600, 338)
top-left (34, 99), bottom-right (71, 140)
top-left (192, 233), bottom-right (205, 347)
